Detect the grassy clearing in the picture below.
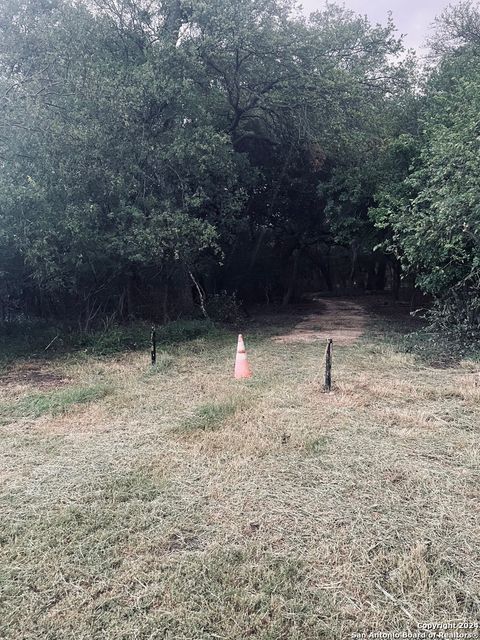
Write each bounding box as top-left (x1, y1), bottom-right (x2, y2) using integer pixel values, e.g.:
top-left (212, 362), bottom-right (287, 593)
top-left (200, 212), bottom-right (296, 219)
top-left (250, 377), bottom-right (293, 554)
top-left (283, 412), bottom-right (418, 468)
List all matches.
top-left (0, 303), bottom-right (479, 638)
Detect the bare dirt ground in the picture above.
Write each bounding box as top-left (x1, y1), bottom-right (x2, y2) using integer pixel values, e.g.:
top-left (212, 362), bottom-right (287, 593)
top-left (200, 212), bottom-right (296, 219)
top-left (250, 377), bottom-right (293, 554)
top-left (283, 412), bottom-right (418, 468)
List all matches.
top-left (272, 297), bottom-right (369, 345)
top-left (0, 362), bottom-right (69, 391)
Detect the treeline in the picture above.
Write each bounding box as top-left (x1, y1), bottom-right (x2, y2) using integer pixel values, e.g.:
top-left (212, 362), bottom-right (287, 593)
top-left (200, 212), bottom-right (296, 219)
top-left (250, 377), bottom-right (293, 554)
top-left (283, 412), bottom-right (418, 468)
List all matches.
top-left (0, 0), bottom-right (478, 332)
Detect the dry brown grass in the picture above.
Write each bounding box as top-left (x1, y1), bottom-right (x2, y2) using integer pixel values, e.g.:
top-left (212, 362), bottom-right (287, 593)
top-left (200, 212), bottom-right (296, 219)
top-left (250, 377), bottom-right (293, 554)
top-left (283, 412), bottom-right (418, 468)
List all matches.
top-left (0, 308), bottom-right (479, 639)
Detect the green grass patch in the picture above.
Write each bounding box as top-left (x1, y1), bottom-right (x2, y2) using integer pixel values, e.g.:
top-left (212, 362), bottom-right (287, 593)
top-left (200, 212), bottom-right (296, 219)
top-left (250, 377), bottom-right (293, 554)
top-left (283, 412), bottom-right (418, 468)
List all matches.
top-left (142, 351), bottom-right (175, 377)
top-left (98, 471), bottom-right (165, 505)
top-left (0, 383), bottom-right (111, 421)
top-left (156, 548), bottom-right (327, 639)
top-left (78, 324), bottom-right (151, 355)
top-left (182, 399), bottom-right (243, 432)
top-left (304, 435), bottom-right (331, 454)
top-left (75, 319), bottom-right (227, 358)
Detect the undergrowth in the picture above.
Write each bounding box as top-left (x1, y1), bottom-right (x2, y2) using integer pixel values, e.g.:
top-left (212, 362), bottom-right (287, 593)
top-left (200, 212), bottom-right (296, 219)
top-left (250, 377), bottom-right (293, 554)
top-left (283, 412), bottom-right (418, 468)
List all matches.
top-left (0, 318), bottom-right (225, 368)
top-left (398, 330), bottom-right (480, 368)
top-left (367, 313), bottom-right (480, 368)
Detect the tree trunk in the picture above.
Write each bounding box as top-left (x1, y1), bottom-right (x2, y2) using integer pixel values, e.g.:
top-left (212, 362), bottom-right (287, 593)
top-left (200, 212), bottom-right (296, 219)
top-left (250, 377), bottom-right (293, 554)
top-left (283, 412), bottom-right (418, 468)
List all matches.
top-left (318, 248), bottom-right (333, 292)
top-left (349, 241), bottom-right (359, 289)
top-left (366, 259), bottom-right (376, 291)
top-left (249, 227), bottom-right (267, 272)
top-left (162, 280), bottom-right (170, 323)
top-left (393, 260), bottom-right (401, 300)
top-left (375, 259), bottom-right (387, 291)
top-left (125, 271), bottom-right (134, 319)
top-left (176, 265), bottom-right (195, 315)
top-left (282, 248), bottom-right (300, 306)
top-left (189, 270), bottom-right (208, 318)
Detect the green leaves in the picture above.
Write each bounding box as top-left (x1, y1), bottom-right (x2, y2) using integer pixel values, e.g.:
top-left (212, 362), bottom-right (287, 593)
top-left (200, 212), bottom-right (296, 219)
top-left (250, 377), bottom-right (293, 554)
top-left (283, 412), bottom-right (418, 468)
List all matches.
top-left (0, 0), bottom-right (434, 322)
top-left (370, 4), bottom-right (480, 331)
top-left (0, 0), bottom-right (249, 310)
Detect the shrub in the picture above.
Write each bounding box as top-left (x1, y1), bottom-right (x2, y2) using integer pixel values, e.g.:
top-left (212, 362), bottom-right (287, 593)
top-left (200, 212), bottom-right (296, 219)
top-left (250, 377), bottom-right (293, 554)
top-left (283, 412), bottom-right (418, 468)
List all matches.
top-left (205, 291), bottom-right (246, 324)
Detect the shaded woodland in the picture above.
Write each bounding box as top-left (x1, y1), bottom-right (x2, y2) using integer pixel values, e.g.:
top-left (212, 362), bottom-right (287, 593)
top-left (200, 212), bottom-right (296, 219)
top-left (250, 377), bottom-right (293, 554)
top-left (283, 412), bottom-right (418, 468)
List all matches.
top-left (0, 0), bottom-right (479, 332)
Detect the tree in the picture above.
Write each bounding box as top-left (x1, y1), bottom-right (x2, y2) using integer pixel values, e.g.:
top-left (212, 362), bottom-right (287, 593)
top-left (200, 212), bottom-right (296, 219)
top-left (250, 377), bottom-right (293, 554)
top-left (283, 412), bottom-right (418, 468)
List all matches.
top-left (0, 0), bottom-right (417, 323)
top-left (182, 1), bottom-right (412, 302)
top-left (0, 0), bottom-right (247, 324)
top-left (372, 3), bottom-right (480, 332)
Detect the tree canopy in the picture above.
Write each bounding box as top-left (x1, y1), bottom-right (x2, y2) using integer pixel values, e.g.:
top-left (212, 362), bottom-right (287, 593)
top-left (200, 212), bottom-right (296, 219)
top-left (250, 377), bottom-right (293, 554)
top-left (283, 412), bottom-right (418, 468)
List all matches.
top-left (0, 0), bottom-right (478, 333)
top-left (371, 1), bottom-right (480, 333)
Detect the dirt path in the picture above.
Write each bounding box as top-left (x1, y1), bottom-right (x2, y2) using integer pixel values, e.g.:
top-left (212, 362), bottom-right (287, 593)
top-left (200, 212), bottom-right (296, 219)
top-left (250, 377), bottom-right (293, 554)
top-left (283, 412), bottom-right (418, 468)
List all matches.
top-left (272, 297), bottom-right (369, 345)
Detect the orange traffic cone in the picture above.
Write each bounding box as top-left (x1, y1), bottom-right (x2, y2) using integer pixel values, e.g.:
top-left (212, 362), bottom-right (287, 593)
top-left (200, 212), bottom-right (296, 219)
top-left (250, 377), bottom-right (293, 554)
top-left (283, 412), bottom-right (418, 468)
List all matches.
top-left (234, 334), bottom-right (252, 379)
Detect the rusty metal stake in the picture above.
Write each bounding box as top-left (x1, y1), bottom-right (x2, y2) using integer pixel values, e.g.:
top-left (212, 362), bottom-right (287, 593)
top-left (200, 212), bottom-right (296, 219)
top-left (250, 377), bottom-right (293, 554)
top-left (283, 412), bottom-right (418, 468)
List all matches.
top-left (151, 326), bottom-right (156, 366)
top-left (324, 338), bottom-right (333, 391)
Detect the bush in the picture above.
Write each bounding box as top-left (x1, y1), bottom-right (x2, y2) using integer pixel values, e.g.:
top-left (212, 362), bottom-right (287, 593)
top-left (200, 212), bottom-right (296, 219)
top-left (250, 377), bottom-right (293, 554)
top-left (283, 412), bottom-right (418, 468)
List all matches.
top-left (0, 318), bottom-right (225, 364)
top-left (0, 320), bottom-right (64, 370)
top-left (205, 291), bottom-right (246, 324)
top-left (425, 293), bottom-right (480, 340)
top-left (78, 325), bottom-right (149, 355)
top-left (398, 328), bottom-right (480, 368)
top-left (157, 319), bottom-right (219, 344)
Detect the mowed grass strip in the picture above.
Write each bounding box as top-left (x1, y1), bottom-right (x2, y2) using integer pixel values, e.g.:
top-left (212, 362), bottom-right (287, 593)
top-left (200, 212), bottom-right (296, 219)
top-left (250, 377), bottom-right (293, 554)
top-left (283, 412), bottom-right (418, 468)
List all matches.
top-left (0, 383), bottom-right (111, 421)
top-left (0, 312), bottom-right (479, 638)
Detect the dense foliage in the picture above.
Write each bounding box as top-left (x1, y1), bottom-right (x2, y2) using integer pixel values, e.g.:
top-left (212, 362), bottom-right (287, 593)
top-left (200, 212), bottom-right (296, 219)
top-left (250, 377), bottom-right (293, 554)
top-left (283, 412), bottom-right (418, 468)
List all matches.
top-left (0, 0), bottom-right (479, 333)
top-left (372, 1), bottom-right (480, 334)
